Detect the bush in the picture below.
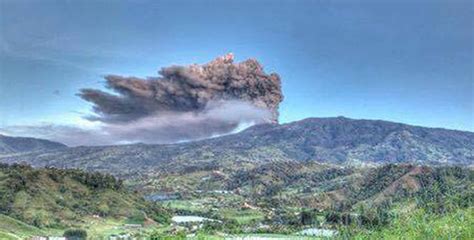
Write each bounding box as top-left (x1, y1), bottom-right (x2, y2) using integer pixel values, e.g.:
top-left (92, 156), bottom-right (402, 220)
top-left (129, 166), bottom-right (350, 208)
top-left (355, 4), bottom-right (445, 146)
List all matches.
top-left (63, 229), bottom-right (87, 240)
top-left (127, 211), bottom-right (146, 224)
top-left (149, 231), bottom-right (186, 240)
top-left (300, 210), bottom-right (315, 225)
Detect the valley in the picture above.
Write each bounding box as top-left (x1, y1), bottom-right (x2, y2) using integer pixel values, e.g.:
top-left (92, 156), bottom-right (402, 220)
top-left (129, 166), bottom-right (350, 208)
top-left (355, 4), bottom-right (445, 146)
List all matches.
top-left (1, 0), bottom-right (472, 238)
top-left (0, 117), bottom-right (473, 239)
top-left (0, 161), bottom-right (471, 239)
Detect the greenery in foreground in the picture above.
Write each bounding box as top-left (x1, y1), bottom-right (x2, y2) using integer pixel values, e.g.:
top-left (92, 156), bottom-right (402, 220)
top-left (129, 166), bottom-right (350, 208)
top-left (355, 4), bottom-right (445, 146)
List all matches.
top-left (343, 207), bottom-right (473, 239)
top-left (146, 203), bottom-right (473, 239)
top-left (0, 163), bottom-right (472, 239)
top-left (0, 163), bottom-right (170, 238)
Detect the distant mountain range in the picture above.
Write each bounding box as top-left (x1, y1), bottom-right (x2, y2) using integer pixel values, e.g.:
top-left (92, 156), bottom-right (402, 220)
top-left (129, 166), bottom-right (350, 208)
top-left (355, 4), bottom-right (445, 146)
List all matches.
top-left (0, 117), bottom-right (472, 176)
top-left (0, 134), bottom-right (67, 154)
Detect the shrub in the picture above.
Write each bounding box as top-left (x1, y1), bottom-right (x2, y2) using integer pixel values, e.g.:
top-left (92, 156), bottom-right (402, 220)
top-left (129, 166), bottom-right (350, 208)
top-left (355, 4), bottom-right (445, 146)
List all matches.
top-left (63, 229), bottom-right (87, 240)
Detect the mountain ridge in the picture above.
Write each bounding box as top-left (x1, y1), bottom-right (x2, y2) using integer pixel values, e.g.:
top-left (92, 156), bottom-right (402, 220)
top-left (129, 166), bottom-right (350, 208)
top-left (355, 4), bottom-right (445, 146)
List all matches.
top-left (0, 134), bottom-right (67, 154)
top-left (0, 117), bottom-right (472, 177)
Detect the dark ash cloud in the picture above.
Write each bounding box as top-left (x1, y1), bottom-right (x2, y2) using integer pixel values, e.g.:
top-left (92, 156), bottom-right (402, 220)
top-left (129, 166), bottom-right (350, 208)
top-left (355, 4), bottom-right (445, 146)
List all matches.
top-left (2, 54), bottom-right (284, 146)
top-left (78, 53), bottom-right (283, 123)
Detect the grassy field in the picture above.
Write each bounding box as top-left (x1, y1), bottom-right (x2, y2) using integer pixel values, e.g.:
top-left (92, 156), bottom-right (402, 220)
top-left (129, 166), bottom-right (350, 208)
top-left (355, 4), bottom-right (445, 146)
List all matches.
top-left (219, 209), bottom-right (265, 224)
top-left (226, 234), bottom-right (323, 239)
top-left (0, 214), bottom-right (47, 239)
top-left (163, 199), bottom-right (211, 212)
top-left (161, 198), bottom-right (265, 226)
top-left (0, 232), bottom-right (18, 240)
top-left (152, 233), bottom-right (325, 239)
top-left (69, 217), bottom-right (170, 239)
top-left (0, 214), bottom-right (167, 239)
top-left (187, 233), bottom-right (323, 239)
top-left (339, 207), bottom-right (474, 239)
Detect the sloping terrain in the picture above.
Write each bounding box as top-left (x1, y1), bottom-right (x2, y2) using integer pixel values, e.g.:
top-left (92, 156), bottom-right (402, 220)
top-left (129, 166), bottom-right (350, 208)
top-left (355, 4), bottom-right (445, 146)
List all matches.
top-left (0, 134), bottom-right (67, 154)
top-left (0, 214), bottom-right (46, 239)
top-left (0, 163), bottom-right (169, 229)
top-left (1, 117), bottom-right (472, 178)
top-left (156, 162), bottom-right (472, 210)
top-left (133, 162), bottom-right (472, 238)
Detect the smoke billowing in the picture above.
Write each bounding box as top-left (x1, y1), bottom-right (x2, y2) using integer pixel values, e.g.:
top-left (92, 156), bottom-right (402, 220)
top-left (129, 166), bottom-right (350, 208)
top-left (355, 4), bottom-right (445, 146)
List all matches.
top-left (0, 100), bottom-right (272, 146)
top-left (10, 54), bottom-right (283, 146)
top-left (79, 53), bottom-right (283, 124)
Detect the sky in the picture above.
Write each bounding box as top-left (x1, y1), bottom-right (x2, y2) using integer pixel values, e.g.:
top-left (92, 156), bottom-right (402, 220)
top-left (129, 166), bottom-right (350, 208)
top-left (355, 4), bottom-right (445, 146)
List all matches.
top-left (0, 0), bottom-right (473, 144)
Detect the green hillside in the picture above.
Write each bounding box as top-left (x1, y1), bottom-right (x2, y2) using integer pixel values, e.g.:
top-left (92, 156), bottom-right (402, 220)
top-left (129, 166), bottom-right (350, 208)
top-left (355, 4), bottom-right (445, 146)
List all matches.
top-left (0, 214), bottom-right (45, 239)
top-left (137, 163), bottom-right (473, 238)
top-left (0, 163), bottom-right (170, 238)
top-left (0, 162), bottom-right (471, 239)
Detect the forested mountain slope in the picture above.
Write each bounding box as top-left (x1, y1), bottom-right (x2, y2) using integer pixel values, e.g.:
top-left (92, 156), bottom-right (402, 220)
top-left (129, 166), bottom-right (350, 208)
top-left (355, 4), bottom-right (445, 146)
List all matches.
top-left (0, 117), bottom-right (472, 177)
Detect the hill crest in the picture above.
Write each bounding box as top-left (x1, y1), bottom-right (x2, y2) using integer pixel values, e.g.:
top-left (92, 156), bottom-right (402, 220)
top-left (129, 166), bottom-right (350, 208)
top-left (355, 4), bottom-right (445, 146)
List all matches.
top-left (0, 117), bottom-right (472, 177)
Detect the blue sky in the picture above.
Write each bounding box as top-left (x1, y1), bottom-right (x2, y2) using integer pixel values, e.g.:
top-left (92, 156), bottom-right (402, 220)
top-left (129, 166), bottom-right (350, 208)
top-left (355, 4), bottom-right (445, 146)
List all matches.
top-left (0, 0), bottom-right (473, 132)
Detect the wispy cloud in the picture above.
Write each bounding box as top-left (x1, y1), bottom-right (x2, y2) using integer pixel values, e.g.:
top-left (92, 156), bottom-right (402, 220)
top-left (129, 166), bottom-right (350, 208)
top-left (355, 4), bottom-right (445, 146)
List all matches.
top-left (0, 100), bottom-right (271, 146)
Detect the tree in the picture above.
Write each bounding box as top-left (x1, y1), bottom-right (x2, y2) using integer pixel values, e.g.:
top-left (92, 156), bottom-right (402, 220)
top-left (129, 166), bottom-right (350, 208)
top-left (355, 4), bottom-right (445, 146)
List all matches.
top-left (300, 210), bottom-right (314, 225)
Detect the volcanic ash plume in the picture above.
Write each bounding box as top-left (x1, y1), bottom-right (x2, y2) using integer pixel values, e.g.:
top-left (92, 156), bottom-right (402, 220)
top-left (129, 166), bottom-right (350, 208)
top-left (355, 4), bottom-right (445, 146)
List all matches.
top-left (75, 53), bottom-right (284, 144)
